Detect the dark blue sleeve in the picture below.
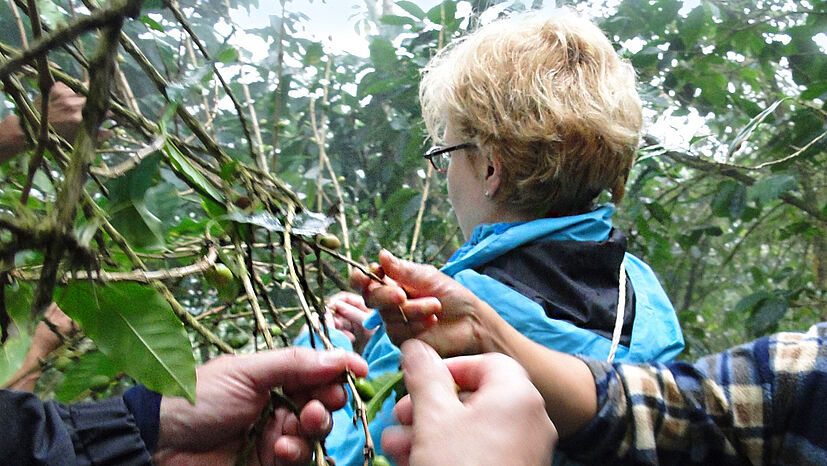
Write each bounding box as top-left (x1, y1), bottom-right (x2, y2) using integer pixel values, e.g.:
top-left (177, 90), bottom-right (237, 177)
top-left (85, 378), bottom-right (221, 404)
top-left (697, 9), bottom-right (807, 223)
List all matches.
top-left (0, 389), bottom-right (151, 466)
top-left (123, 385), bottom-right (162, 453)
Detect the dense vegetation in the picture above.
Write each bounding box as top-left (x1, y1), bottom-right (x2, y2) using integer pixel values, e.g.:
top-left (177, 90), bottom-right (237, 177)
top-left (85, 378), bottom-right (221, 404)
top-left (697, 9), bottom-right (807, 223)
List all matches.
top-left (0, 0), bottom-right (824, 460)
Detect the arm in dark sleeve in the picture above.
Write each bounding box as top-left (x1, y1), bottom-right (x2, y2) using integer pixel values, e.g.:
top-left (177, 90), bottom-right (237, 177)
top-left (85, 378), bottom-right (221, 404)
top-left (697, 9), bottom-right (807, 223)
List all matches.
top-left (0, 389), bottom-right (153, 465)
top-left (558, 323), bottom-right (827, 465)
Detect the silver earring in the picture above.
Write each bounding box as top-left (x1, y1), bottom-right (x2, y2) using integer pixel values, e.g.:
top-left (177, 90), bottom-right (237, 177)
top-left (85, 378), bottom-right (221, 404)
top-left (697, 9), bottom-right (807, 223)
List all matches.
top-left (484, 190), bottom-right (490, 198)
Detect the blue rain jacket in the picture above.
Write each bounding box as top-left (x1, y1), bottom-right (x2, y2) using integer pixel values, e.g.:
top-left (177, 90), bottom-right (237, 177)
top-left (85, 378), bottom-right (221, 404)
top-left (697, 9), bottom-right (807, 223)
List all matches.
top-left (296, 204), bottom-right (685, 465)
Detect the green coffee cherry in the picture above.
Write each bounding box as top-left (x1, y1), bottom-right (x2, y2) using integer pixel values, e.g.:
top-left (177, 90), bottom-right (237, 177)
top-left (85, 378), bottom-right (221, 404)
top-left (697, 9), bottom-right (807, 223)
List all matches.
top-left (228, 333), bottom-right (250, 349)
top-left (54, 356), bottom-right (72, 371)
top-left (354, 377), bottom-right (376, 400)
top-left (373, 455), bottom-right (391, 466)
top-left (206, 264), bottom-right (234, 287)
top-left (317, 233), bottom-right (341, 250)
top-left (89, 375), bottom-right (111, 392)
top-left (205, 264), bottom-right (240, 302)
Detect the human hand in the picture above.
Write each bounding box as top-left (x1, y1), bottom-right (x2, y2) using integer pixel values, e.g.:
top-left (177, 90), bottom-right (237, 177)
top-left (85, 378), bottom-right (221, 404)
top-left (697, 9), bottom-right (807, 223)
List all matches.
top-left (326, 291), bottom-right (376, 353)
top-left (382, 340), bottom-right (557, 466)
top-left (7, 303), bottom-right (78, 391)
top-left (0, 82), bottom-right (110, 163)
top-left (351, 250), bottom-right (503, 356)
top-left (42, 82), bottom-right (86, 142)
top-left (152, 347), bottom-right (368, 466)
top-left (31, 303), bottom-right (78, 353)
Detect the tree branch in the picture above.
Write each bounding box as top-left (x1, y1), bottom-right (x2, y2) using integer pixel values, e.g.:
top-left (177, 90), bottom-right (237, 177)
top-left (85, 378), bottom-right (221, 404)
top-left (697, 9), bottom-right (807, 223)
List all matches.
top-left (0, 0), bottom-right (142, 81)
top-left (660, 148), bottom-right (827, 225)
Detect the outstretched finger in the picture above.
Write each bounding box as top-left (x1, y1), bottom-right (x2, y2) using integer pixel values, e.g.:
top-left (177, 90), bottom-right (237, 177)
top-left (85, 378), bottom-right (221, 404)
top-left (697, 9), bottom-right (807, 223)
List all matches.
top-left (398, 297), bottom-right (441, 321)
top-left (329, 291), bottom-right (370, 311)
top-left (364, 282), bottom-right (406, 310)
top-left (400, 340), bottom-right (459, 424)
top-left (377, 250), bottom-right (456, 300)
top-left (333, 299), bottom-right (373, 324)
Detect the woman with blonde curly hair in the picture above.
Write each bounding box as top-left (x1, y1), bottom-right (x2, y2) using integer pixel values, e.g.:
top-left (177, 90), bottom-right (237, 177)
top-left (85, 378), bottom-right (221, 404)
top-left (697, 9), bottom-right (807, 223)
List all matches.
top-left (300, 11), bottom-right (684, 464)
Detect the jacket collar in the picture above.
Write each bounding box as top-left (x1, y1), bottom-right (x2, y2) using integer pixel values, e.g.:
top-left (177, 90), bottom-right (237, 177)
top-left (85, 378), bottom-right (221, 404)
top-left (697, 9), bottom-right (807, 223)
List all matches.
top-left (442, 204), bottom-right (616, 275)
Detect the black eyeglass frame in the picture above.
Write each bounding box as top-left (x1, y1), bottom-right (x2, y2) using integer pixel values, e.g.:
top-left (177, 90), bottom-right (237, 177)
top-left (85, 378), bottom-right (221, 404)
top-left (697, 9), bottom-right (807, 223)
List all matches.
top-left (423, 142), bottom-right (476, 173)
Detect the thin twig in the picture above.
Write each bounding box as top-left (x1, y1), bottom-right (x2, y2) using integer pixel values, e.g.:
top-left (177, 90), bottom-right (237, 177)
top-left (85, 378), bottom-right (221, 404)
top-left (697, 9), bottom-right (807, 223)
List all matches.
top-left (166, 0), bottom-right (262, 170)
top-left (0, 0), bottom-right (143, 81)
top-left (235, 249), bottom-right (275, 349)
top-left (31, 8), bottom-right (129, 317)
top-left (409, 10), bottom-right (447, 259)
top-left (660, 148), bottom-right (827, 225)
top-left (284, 207), bottom-right (374, 465)
top-left (14, 245), bottom-right (217, 284)
top-left (7, 0), bottom-right (28, 48)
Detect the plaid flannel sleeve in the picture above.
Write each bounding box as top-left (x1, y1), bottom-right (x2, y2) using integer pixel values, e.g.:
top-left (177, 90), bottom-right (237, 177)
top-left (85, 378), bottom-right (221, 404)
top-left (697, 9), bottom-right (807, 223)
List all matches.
top-left (558, 323), bottom-right (827, 465)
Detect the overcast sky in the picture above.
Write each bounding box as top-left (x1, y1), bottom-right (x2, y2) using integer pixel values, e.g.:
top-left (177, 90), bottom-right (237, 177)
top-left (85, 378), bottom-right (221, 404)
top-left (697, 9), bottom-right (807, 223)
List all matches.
top-left (232, 0), bottom-right (444, 56)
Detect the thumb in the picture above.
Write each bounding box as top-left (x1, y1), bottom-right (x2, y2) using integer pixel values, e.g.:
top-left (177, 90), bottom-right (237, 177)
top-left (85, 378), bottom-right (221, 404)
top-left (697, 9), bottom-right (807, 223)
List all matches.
top-left (378, 250), bottom-right (447, 298)
top-left (400, 339), bottom-right (459, 423)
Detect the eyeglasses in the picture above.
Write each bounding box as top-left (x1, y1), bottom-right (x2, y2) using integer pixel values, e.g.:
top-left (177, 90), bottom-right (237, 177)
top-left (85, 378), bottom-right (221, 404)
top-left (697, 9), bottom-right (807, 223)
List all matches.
top-left (423, 142), bottom-right (475, 173)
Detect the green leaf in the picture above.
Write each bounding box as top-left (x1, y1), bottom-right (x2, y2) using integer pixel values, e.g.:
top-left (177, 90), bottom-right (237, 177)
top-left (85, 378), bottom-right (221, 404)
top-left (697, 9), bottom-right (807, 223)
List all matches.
top-left (59, 282), bottom-right (197, 402)
top-left (748, 174), bottom-right (797, 206)
top-left (380, 15), bottom-right (416, 27)
top-left (369, 38), bottom-right (397, 69)
top-left (711, 180), bottom-right (747, 219)
top-left (727, 99), bottom-right (787, 158)
top-left (801, 81), bottom-right (827, 100)
top-left (110, 202), bottom-right (165, 249)
top-left (396, 1), bottom-right (426, 19)
top-left (728, 184), bottom-right (747, 219)
top-left (55, 351), bottom-right (120, 403)
top-left (426, 1), bottom-right (456, 25)
top-left (140, 15), bottom-right (165, 32)
top-left (365, 370), bottom-right (405, 422)
top-left (36, 0), bottom-right (66, 28)
top-left (749, 297), bottom-right (788, 336)
top-left (163, 140), bottom-right (224, 204)
top-left (0, 282), bottom-right (33, 384)
top-left (0, 332), bottom-right (31, 386)
top-left (107, 153), bottom-right (161, 205)
top-left (5, 280), bottom-right (33, 329)
top-left (216, 46), bottom-right (239, 64)
top-left (733, 291), bottom-right (772, 314)
top-left (303, 42), bottom-right (324, 66)
top-left (644, 201), bottom-right (671, 225)
top-left (679, 6), bottom-right (707, 47)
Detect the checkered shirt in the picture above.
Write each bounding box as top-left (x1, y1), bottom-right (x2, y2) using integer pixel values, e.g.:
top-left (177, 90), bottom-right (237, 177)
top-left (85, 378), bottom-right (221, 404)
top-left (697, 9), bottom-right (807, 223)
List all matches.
top-left (559, 323), bottom-right (827, 465)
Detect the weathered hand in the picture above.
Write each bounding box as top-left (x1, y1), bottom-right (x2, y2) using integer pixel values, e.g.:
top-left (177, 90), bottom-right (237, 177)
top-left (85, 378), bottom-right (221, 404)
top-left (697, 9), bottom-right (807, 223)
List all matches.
top-left (43, 82), bottom-right (86, 142)
top-left (152, 347), bottom-right (368, 466)
top-left (8, 303), bottom-right (78, 391)
top-left (0, 82), bottom-right (110, 162)
top-left (351, 250), bottom-right (502, 356)
top-left (382, 340), bottom-right (557, 466)
top-left (326, 291), bottom-right (376, 353)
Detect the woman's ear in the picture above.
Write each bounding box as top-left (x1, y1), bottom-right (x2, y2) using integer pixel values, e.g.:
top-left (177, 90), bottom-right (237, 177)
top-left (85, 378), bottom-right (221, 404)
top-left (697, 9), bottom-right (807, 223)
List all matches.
top-left (484, 150), bottom-right (504, 198)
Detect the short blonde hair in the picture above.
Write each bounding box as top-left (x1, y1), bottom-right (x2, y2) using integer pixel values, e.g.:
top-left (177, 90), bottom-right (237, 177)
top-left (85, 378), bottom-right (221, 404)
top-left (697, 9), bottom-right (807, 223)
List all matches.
top-left (420, 12), bottom-right (642, 215)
